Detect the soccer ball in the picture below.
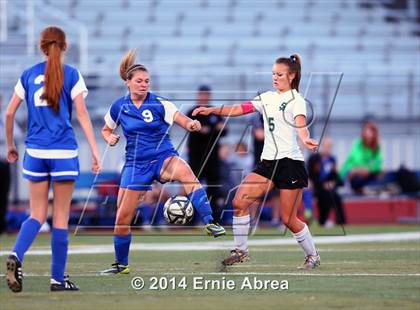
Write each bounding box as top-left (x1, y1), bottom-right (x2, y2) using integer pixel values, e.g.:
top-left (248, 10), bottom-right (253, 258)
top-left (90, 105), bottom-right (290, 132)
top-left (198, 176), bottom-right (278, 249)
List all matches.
top-left (163, 195), bottom-right (194, 225)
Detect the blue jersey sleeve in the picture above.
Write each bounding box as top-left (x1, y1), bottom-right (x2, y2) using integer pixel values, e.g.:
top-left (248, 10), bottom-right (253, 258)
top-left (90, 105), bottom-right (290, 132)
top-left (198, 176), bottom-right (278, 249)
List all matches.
top-left (104, 100), bottom-right (121, 129)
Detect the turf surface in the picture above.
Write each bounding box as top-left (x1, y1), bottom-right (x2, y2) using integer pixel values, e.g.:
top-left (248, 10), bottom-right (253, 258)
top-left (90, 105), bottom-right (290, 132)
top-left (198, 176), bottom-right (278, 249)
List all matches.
top-left (0, 225), bottom-right (419, 309)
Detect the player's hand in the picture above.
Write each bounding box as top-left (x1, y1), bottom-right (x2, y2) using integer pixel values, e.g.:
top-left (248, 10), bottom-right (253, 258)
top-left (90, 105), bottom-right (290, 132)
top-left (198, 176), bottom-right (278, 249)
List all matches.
top-left (106, 134), bottom-right (120, 146)
top-left (187, 120), bottom-right (202, 132)
top-left (91, 152), bottom-right (101, 173)
top-left (192, 107), bottom-right (212, 116)
top-left (303, 138), bottom-right (318, 152)
top-left (7, 146), bottom-right (18, 163)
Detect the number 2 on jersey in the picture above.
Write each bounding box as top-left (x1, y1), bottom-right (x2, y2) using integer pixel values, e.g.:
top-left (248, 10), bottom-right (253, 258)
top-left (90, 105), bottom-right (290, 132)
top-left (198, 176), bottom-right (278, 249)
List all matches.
top-left (33, 75), bottom-right (48, 107)
top-left (268, 117), bottom-right (275, 131)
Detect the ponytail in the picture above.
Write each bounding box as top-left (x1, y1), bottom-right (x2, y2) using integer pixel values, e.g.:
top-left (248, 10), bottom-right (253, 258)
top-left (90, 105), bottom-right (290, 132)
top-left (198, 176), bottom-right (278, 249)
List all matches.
top-left (39, 26), bottom-right (66, 113)
top-left (41, 43), bottom-right (64, 112)
top-left (119, 49), bottom-right (148, 81)
top-left (289, 53), bottom-right (301, 92)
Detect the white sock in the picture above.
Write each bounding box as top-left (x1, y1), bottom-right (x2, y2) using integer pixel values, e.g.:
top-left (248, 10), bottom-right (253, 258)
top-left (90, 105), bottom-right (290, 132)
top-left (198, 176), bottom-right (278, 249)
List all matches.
top-left (232, 215), bottom-right (250, 252)
top-left (293, 224), bottom-right (317, 256)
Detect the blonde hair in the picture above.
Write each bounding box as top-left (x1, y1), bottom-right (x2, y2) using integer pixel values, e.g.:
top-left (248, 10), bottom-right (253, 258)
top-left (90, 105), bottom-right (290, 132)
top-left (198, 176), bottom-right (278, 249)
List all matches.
top-left (119, 49), bottom-right (148, 81)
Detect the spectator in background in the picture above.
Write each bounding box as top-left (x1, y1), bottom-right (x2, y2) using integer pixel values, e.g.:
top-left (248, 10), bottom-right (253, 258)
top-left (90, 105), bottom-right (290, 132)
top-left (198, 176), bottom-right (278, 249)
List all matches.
top-left (218, 144), bottom-right (235, 200)
top-left (340, 120), bottom-right (383, 194)
top-left (218, 143), bottom-right (260, 225)
top-left (252, 113), bottom-right (264, 166)
top-left (308, 137), bottom-right (346, 226)
top-left (137, 183), bottom-right (169, 226)
top-left (186, 85), bottom-right (227, 220)
top-left (229, 143), bottom-right (254, 188)
top-left (0, 94), bottom-right (10, 234)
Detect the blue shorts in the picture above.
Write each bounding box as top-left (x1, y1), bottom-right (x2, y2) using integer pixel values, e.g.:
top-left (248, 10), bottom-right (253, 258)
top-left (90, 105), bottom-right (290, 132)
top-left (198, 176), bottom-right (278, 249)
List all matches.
top-left (120, 150), bottom-right (179, 191)
top-left (22, 150), bottom-right (80, 182)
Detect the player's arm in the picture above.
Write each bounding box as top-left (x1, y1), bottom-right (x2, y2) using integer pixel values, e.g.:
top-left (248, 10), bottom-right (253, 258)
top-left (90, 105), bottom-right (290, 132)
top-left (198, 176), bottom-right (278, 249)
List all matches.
top-left (173, 111), bottom-right (202, 132)
top-left (192, 102), bottom-right (256, 117)
top-left (74, 93), bottom-right (101, 172)
top-left (4, 93), bottom-right (23, 163)
top-left (295, 115), bottom-right (318, 152)
top-left (101, 124), bottom-right (120, 146)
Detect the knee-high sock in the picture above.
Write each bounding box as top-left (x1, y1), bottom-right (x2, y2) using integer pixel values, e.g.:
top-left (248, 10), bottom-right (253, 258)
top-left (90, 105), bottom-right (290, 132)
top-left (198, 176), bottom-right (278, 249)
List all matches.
top-left (233, 215), bottom-right (250, 252)
top-left (293, 224), bottom-right (317, 256)
top-left (12, 218), bottom-right (42, 262)
top-left (187, 188), bottom-right (213, 224)
top-left (114, 234), bottom-right (131, 265)
top-left (51, 228), bottom-right (68, 282)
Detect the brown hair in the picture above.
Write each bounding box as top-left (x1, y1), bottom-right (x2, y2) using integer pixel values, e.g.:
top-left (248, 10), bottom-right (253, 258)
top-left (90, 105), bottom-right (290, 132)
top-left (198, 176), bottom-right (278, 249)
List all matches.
top-left (39, 26), bottom-right (67, 113)
top-left (361, 121), bottom-right (380, 152)
top-left (119, 49), bottom-right (148, 81)
top-left (275, 53), bottom-right (302, 91)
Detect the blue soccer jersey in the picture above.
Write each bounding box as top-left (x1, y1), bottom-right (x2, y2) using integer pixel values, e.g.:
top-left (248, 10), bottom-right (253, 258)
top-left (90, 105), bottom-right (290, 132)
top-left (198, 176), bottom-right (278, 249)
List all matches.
top-left (14, 61), bottom-right (88, 153)
top-left (104, 92), bottom-right (179, 164)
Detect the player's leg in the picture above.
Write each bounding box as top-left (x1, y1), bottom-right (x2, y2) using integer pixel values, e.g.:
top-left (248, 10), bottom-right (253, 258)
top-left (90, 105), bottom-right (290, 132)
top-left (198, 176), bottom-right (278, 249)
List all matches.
top-left (203, 164), bottom-right (224, 222)
top-left (7, 179), bottom-right (49, 292)
top-left (47, 155), bottom-right (81, 291)
top-left (223, 172), bottom-right (274, 266)
top-left (102, 188), bottom-right (147, 274)
top-left (279, 189), bottom-right (320, 269)
top-left (159, 156), bottom-right (225, 237)
top-left (49, 180), bottom-right (80, 291)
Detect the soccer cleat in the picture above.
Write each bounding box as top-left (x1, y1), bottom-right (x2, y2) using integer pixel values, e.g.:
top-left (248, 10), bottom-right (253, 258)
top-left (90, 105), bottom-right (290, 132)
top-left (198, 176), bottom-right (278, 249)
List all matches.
top-left (50, 274), bottom-right (79, 291)
top-left (204, 221), bottom-right (226, 238)
top-left (6, 254), bottom-right (23, 293)
top-left (298, 253), bottom-right (321, 270)
top-left (222, 249), bottom-right (250, 266)
top-left (100, 262), bottom-right (130, 275)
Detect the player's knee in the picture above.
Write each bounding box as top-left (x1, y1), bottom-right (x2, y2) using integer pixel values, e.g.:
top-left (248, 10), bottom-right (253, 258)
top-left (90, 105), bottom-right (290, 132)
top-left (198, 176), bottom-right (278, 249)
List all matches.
top-left (232, 196), bottom-right (249, 211)
top-left (116, 209), bottom-right (133, 226)
top-left (30, 213), bottom-right (47, 225)
top-left (280, 214), bottom-right (293, 227)
top-left (179, 168), bottom-right (197, 183)
top-left (114, 225), bottom-right (130, 236)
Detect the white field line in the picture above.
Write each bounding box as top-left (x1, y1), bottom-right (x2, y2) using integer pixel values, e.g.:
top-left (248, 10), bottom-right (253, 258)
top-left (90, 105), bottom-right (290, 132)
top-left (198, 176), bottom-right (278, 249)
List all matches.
top-left (0, 272), bottom-right (419, 278)
top-left (0, 232), bottom-right (418, 256)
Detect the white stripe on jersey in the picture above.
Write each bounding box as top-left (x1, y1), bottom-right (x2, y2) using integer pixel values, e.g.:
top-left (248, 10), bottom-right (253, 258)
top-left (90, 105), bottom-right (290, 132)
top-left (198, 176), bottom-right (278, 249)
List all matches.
top-left (14, 79), bottom-right (25, 99)
top-left (26, 148), bottom-right (78, 159)
top-left (22, 169), bottom-right (49, 177)
top-left (71, 70), bottom-right (88, 100)
top-left (251, 89), bottom-right (307, 161)
top-left (104, 110), bottom-right (118, 129)
top-left (157, 98), bottom-right (178, 125)
top-left (50, 171), bottom-right (79, 176)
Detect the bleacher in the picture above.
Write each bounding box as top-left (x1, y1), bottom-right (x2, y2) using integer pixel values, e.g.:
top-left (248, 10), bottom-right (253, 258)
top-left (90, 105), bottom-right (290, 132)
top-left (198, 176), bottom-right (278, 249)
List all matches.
top-left (1, 0), bottom-right (419, 225)
top-left (1, 0), bottom-right (419, 119)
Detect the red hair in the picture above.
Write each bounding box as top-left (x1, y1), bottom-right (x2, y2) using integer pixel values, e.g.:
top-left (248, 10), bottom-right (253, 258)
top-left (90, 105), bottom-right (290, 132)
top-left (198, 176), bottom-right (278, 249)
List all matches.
top-left (361, 121), bottom-right (380, 152)
top-left (39, 26), bottom-right (66, 113)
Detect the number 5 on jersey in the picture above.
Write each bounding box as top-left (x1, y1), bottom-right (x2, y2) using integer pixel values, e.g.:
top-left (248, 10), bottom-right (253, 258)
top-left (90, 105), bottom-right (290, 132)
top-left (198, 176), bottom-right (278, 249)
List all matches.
top-left (268, 117), bottom-right (275, 131)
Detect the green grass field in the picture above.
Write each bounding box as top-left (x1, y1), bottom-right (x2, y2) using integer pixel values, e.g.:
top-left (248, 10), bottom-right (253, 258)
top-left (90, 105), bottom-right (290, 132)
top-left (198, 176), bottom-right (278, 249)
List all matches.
top-left (0, 225), bottom-right (419, 310)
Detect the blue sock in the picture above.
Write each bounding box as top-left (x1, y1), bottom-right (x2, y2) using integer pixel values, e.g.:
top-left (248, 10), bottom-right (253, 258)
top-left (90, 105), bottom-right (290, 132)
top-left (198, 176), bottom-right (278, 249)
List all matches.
top-left (12, 218), bottom-right (41, 262)
top-left (187, 188), bottom-right (214, 224)
top-left (114, 234), bottom-right (131, 265)
top-left (51, 228), bottom-right (68, 283)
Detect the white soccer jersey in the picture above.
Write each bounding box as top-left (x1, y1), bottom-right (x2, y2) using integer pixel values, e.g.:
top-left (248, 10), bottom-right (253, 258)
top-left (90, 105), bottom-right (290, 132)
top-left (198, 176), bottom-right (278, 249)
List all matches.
top-left (251, 89), bottom-right (307, 161)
